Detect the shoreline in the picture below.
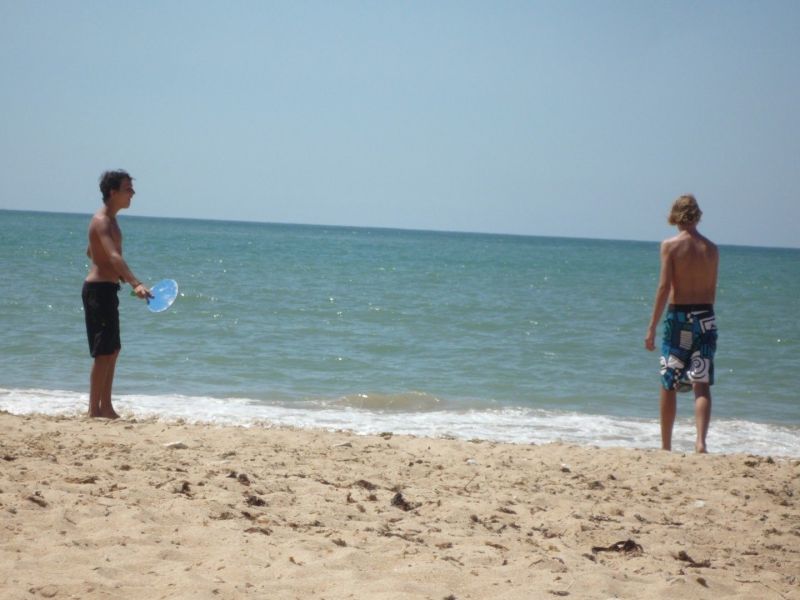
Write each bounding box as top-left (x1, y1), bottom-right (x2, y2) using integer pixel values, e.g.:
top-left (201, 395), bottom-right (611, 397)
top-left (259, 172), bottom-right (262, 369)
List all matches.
top-left (2, 389), bottom-right (799, 459)
top-left (1, 412), bottom-right (798, 599)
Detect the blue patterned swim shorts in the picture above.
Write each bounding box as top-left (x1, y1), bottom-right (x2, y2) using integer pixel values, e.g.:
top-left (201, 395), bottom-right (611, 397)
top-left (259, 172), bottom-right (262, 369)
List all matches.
top-left (660, 304), bottom-right (717, 392)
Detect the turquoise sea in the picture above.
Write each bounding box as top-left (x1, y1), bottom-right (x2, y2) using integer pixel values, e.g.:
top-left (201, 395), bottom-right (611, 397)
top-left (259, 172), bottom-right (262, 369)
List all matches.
top-left (2, 210), bottom-right (798, 456)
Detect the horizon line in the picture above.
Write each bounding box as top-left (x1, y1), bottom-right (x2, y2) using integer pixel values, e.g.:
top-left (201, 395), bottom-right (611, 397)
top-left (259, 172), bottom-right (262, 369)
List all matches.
top-left (2, 208), bottom-right (797, 251)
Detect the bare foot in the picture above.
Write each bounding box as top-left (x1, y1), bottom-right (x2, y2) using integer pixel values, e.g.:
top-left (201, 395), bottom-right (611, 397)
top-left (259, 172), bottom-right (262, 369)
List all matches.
top-left (695, 443), bottom-right (707, 453)
top-left (90, 407), bottom-right (120, 419)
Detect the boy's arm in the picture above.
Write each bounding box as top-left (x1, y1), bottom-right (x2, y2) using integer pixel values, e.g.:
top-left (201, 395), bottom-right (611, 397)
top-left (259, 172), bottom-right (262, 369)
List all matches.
top-left (645, 241), bottom-right (673, 351)
top-left (95, 219), bottom-right (150, 298)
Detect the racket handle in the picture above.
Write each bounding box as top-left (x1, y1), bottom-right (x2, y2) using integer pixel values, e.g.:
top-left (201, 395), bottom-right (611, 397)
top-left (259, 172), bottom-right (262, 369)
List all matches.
top-left (131, 290), bottom-right (151, 305)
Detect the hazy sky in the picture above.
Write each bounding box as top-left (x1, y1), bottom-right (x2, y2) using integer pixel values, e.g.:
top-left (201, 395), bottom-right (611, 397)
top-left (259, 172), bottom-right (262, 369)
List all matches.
top-left (1, 1), bottom-right (798, 247)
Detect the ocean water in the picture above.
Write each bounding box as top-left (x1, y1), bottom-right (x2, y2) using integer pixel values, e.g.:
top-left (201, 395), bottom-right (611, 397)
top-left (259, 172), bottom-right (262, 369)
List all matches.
top-left (2, 209), bottom-right (798, 456)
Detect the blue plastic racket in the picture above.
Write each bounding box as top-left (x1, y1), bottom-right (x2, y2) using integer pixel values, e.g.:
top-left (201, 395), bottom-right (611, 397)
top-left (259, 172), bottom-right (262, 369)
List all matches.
top-left (146, 279), bottom-right (179, 313)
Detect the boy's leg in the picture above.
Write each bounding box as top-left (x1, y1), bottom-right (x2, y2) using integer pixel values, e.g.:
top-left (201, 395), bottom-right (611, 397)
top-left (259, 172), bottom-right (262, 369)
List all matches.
top-left (659, 387), bottom-right (677, 451)
top-left (693, 383), bottom-right (712, 453)
top-left (89, 350), bottom-right (120, 419)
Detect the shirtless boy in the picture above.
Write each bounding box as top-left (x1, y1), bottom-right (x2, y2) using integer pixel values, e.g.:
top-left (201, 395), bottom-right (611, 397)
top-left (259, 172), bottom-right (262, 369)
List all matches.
top-left (645, 194), bottom-right (719, 452)
top-left (83, 170), bottom-right (151, 418)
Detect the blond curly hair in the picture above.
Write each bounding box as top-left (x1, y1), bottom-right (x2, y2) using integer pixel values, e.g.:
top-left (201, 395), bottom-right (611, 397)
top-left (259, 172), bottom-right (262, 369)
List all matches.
top-left (668, 194), bottom-right (702, 226)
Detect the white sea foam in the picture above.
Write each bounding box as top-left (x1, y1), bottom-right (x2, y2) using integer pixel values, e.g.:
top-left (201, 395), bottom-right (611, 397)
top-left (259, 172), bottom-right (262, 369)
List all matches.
top-left (2, 387), bottom-right (798, 458)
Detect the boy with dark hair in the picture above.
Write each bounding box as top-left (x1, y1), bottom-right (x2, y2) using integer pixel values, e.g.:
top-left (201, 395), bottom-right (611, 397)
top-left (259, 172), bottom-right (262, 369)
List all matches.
top-left (82, 170), bottom-right (151, 418)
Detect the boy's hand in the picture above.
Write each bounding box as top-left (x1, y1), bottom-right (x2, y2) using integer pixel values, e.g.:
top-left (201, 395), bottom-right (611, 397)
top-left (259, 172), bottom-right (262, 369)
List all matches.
top-left (132, 283), bottom-right (153, 300)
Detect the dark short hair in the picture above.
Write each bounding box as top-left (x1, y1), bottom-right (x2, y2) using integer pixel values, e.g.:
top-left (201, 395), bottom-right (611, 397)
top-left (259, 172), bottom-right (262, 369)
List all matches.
top-left (99, 170), bottom-right (133, 203)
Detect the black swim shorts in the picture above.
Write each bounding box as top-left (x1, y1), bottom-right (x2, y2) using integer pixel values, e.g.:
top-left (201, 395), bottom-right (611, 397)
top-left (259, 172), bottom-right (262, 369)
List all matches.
top-left (82, 282), bottom-right (121, 357)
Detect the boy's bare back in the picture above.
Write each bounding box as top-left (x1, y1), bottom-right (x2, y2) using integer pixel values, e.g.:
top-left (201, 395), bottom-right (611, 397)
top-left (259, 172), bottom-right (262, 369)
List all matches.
top-left (662, 230), bottom-right (718, 305)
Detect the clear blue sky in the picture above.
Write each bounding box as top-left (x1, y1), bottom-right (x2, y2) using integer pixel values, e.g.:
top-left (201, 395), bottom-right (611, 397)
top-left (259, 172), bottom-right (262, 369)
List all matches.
top-left (1, 1), bottom-right (798, 247)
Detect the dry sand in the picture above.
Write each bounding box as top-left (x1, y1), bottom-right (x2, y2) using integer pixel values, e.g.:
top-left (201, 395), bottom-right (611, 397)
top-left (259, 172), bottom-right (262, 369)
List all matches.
top-left (1, 411), bottom-right (798, 599)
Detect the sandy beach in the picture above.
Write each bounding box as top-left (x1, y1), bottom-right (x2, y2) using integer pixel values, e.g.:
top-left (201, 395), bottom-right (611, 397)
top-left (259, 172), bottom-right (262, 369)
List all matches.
top-left (1, 411), bottom-right (798, 599)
